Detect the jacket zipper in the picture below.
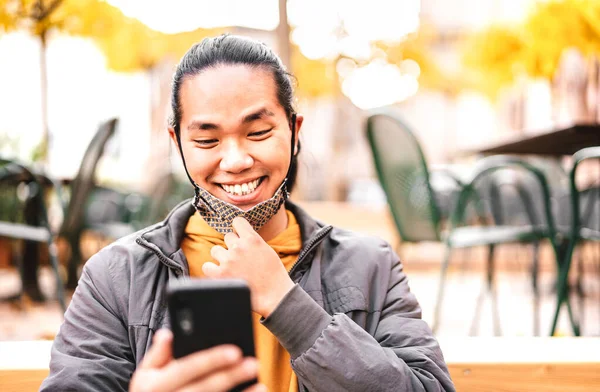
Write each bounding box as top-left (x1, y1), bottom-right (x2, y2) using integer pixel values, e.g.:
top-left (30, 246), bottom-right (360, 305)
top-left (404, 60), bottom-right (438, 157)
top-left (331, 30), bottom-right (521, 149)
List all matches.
top-left (135, 237), bottom-right (184, 276)
top-left (290, 227), bottom-right (331, 392)
top-left (136, 225), bottom-right (333, 279)
top-left (289, 226), bottom-right (332, 277)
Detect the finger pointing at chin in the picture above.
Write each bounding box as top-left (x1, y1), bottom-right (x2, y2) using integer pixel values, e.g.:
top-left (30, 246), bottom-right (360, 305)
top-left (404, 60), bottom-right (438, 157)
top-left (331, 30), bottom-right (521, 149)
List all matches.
top-left (232, 217), bottom-right (256, 237)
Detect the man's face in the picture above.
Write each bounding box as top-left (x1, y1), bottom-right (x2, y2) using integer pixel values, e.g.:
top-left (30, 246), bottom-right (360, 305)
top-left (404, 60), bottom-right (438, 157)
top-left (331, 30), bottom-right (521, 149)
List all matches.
top-left (169, 65), bottom-right (302, 211)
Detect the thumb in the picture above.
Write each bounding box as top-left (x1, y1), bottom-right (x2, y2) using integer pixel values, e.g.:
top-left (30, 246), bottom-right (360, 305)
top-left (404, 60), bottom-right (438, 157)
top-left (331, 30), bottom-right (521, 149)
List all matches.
top-left (139, 329), bottom-right (173, 369)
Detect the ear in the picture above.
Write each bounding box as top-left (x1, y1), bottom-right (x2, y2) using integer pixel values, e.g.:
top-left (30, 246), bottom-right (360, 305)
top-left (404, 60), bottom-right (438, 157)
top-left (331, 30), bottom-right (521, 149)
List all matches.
top-left (168, 127), bottom-right (181, 155)
top-left (293, 114), bottom-right (304, 156)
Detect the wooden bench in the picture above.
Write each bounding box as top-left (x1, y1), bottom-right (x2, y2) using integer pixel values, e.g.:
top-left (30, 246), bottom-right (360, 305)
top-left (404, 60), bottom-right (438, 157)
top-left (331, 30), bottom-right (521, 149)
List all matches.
top-left (440, 337), bottom-right (600, 392)
top-left (1, 338), bottom-right (599, 391)
top-left (0, 340), bottom-right (52, 391)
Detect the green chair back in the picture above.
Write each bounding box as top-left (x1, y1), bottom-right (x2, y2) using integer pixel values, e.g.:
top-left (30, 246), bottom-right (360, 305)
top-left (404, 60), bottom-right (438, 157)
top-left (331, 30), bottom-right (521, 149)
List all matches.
top-left (59, 118), bottom-right (118, 236)
top-left (568, 147), bottom-right (600, 240)
top-left (366, 112), bottom-right (442, 242)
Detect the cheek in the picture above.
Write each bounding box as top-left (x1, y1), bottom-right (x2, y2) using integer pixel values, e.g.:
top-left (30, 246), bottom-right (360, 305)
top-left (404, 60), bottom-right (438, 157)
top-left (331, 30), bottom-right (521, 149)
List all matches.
top-left (259, 137), bottom-right (290, 169)
top-left (184, 145), bottom-right (217, 180)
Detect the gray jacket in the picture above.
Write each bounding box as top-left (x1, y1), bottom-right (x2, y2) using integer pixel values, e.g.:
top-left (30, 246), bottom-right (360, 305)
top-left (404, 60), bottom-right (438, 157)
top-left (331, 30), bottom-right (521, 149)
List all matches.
top-left (41, 200), bottom-right (455, 392)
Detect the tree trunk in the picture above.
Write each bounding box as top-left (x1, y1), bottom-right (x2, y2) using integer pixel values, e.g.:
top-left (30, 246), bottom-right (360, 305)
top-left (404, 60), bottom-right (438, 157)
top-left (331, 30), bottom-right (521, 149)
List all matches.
top-left (277, 0), bottom-right (291, 71)
top-left (39, 29), bottom-right (49, 163)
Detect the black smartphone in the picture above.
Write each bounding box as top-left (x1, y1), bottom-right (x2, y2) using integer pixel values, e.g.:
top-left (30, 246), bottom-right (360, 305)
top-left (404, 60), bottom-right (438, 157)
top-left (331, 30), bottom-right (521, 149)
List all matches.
top-left (167, 278), bottom-right (257, 391)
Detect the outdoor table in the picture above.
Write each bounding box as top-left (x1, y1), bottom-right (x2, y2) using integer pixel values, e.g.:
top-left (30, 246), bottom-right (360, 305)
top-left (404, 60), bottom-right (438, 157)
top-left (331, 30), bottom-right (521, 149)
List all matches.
top-left (467, 124), bottom-right (600, 156)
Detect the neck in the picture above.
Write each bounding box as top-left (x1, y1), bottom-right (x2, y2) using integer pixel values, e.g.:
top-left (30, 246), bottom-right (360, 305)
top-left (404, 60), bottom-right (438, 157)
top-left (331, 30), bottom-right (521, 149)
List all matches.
top-left (257, 206), bottom-right (288, 241)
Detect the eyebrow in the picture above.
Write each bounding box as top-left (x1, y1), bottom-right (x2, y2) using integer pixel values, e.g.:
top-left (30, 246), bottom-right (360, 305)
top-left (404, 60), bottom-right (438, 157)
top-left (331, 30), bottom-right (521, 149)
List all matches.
top-left (187, 108), bottom-right (276, 132)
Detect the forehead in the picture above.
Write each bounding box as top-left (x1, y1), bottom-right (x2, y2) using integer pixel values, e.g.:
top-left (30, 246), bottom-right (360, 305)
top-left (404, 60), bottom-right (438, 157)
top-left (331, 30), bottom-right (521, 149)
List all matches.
top-left (179, 65), bottom-right (284, 121)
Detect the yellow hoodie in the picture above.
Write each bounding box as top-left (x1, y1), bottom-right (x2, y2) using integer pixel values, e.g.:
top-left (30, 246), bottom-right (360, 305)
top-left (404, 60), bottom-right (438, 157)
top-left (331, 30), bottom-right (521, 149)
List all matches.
top-left (181, 210), bottom-right (301, 392)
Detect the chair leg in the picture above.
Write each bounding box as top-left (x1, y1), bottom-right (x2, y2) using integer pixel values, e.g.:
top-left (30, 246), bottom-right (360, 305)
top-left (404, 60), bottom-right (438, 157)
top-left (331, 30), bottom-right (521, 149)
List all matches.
top-left (21, 240), bottom-right (44, 302)
top-left (47, 241), bottom-right (66, 313)
top-left (550, 241), bottom-right (578, 336)
top-left (565, 293), bottom-right (581, 336)
top-left (470, 245), bottom-right (501, 336)
top-left (469, 279), bottom-right (485, 336)
top-left (576, 252), bottom-right (585, 335)
top-left (432, 245), bottom-right (452, 334)
top-left (488, 245), bottom-right (501, 336)
top-left (66, 234), bottom-right (82, 289)
top-left (1, 240), bottom-right (24, 304)
top-left (531, 242), bottom-right (540, 336)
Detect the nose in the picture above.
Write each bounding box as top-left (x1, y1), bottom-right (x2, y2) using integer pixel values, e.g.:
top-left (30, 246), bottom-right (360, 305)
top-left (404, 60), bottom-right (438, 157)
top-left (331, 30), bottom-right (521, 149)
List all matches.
top-left (219, 140), bottom-right (254, 173)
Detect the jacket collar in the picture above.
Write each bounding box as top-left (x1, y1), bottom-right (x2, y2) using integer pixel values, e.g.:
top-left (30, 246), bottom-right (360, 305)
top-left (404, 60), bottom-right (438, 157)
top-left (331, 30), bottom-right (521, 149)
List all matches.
top-left (136, 199), bottom-right (332, 273)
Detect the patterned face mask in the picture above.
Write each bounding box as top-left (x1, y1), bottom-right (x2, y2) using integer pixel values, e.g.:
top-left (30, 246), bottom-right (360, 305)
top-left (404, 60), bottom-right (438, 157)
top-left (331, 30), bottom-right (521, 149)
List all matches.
top-left (192, 181), bottom-right (288, 234)
top-left (176, 114), bottom-right (296, 234)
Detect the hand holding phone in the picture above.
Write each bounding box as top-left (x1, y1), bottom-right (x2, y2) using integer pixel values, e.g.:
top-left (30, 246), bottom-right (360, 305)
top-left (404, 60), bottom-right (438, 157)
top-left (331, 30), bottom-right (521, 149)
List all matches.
top-left (166, 278), bottom-right (258, 392)
top-left (129, 329), bottom-right (263, 392)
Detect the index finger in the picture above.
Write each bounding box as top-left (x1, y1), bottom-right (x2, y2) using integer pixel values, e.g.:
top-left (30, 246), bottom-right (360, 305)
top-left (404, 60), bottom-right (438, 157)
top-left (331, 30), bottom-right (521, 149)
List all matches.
top-left (138, 329), bottom-right (173, 369)
top-left (232, 217), bottom-right (257, 237)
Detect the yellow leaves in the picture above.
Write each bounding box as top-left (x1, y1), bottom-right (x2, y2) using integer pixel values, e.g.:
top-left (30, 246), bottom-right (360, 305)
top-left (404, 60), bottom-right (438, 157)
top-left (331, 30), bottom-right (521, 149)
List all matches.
top-left (57, 0), bottom-right (223, 71)
top-left (0, 1), bottom-right (18, 32)
top-left (0, 0), bottom-right (32, 32)
top-left (461, 25), bottom-right (527, 98)
top-left (0, 0), bottom-right (223, 72)
top-left (0, 0), bottom-right (66, 35)
top-left (371, 25), bottom-right (457, 94)
top-left (463, 0), bottom-right (600, 98)
top-left (291, 43), bottom-right (337, 98)
top-left (96, 23), bottom-right (224, 72)
top-left (524, 0), bottom-right (600, 78)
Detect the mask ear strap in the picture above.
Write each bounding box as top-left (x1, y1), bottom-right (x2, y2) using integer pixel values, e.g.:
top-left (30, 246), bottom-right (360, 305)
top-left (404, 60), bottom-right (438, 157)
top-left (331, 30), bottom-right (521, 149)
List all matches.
top-left (175, 126), bottom-right (204, 208)
top-left (284, 113), bottom-right (297, 185)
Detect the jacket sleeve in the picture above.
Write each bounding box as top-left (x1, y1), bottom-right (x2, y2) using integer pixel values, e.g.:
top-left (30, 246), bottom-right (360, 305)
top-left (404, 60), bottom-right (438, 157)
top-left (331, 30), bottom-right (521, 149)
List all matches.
top-left (262, 244), bottom-right (455, 392)
top-left (40, 252), bottom-right (134, 392)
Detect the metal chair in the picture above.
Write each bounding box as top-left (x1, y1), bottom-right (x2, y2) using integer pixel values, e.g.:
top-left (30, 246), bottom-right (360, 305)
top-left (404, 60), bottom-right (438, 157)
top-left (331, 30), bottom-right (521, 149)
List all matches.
top-left (58, 118), bottom-right (118, 288)
top-left (0, 158), bottom-right (66, 313)
top-left (366, 111), bottom-right (565, 335)
top-left (550, 146), bottom-right (600, 336)
top-left (84, 170), bottom-right (193, 241)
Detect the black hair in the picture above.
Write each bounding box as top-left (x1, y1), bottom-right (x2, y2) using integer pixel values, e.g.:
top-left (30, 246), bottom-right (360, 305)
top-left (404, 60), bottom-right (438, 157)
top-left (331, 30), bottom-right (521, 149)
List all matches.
top-left (169, 34), bottom-right (300, 191)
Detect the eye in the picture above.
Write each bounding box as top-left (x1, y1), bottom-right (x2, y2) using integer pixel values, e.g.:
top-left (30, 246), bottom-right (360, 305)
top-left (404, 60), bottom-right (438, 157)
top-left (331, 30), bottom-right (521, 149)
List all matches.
top-left (248, 129), bottom-right (273, 139)
top-left (193, 139), bottom-right (218, 148)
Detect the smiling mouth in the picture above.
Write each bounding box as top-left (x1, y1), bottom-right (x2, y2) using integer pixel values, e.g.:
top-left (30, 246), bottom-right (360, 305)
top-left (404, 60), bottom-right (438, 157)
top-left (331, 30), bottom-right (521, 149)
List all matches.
top-left (219, 177), bottom-right (265, 197)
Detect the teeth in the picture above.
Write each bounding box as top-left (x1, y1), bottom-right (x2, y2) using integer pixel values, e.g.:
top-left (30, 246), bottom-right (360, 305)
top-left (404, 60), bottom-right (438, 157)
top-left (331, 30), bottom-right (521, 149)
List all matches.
top-left (221, 178), bottom-right (262, 196)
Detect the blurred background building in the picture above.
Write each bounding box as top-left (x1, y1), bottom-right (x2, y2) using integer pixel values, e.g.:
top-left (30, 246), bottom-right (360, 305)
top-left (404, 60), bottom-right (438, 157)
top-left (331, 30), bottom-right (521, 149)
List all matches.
top-left (3, 0), bottom-right (598, 205)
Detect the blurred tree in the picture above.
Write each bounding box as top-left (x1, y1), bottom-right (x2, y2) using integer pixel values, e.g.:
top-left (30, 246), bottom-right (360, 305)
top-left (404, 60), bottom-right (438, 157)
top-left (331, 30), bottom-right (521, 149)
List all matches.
top-left (373, 23), bottom-right (459, 95)
top-left (277, 0), bottom-right (291, 70)
top-left (0, 0), bottom-right (221, 179)
top-left (461, 25), bottom-right (527, 99)
top-left (292, 43), bottom-right (338, 98)
top-left (462, 0), bottom-right (600, 98)
top-left (524, 0), bottom-right (600, 79)
top-left (0, 0), bottom-right (127, 162)
top-left (0, 0), bottom-right (66, 162)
